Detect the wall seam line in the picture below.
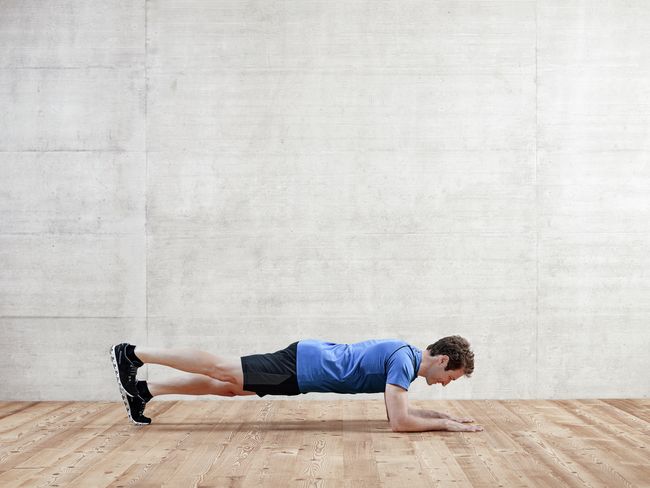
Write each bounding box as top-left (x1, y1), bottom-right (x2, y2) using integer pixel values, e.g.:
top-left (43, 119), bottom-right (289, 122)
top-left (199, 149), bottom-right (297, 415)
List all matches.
top-left (144, 0), bottom-right (150, 379)
top-left (534, 0), bottom-right (540, 398)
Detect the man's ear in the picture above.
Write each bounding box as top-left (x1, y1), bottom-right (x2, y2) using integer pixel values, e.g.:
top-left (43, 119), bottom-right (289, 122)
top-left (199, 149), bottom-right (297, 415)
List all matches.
top-left (439, 355), bottom-right (449, 368)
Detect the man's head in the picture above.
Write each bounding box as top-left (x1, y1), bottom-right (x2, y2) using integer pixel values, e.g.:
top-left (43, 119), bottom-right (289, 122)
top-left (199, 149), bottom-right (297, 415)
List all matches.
top-left (420, 335), bottom-right (474, 386)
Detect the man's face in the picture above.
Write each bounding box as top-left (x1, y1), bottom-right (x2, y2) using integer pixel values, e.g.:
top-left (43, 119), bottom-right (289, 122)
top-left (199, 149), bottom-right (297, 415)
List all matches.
top-left (426, 355), bottom-right (465, 386)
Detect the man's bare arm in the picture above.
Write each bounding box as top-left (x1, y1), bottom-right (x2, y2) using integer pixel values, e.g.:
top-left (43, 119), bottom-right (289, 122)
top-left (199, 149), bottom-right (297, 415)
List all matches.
top-left (409, 408), bottom-right (475, 423)
top-left (384, 385), bottom-right (483, 433)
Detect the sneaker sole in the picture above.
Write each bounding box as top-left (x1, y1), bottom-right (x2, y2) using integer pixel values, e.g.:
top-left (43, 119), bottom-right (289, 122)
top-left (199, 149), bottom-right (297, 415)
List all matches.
top-left (110, 344), bottom-right (135, 397)
top-left (110, 346), bottom-right (149, 426)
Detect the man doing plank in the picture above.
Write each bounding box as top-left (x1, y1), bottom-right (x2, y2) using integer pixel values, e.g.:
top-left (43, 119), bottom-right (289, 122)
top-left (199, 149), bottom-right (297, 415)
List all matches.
top-left (111, 335), bottom-right (482, 433)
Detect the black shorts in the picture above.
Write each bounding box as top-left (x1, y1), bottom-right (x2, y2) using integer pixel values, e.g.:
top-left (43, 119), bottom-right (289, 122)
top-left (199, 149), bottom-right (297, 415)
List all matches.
top-left (240, 342), bottom-right (301, 397)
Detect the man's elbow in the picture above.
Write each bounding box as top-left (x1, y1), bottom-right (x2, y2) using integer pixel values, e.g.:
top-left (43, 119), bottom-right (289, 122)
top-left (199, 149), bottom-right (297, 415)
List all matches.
top-left (390, 416), bottom-right (411, 433)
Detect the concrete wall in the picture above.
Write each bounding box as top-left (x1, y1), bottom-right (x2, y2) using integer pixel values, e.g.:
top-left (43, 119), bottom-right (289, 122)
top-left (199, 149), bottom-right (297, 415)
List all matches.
top-left (1, 1), bottom-right (648, 401)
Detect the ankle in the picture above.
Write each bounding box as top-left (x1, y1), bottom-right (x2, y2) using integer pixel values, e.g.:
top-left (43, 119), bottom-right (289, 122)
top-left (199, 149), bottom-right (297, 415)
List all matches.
top-left (136, 381), bottom-right (153, 402)
top-left (126, 345), bottom-right (144, 366)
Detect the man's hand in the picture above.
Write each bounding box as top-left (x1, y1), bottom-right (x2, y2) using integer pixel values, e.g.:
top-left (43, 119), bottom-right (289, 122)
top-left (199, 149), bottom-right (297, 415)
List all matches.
top-left (444, 419), bottom-right (484, 432)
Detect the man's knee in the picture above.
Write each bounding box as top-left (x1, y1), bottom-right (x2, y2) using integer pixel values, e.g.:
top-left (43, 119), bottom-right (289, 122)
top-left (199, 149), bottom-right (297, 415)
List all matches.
top-left (207, 358), bottom-right (242, 385)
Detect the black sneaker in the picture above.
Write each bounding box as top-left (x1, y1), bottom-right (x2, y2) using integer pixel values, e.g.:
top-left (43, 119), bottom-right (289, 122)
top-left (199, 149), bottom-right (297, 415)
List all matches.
top-left (110, 343), bottom-right (142, 397)
top-left (118, 387), bottom-right (151, 425)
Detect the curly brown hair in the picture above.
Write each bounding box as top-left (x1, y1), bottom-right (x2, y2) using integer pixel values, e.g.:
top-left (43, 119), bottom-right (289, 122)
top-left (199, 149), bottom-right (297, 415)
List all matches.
top-left (426, 335), bottom-right (474, 376)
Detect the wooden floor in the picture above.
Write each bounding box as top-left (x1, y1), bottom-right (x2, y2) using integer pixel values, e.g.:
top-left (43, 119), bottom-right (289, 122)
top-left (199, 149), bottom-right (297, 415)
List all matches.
top-left (0, 399), bottom-right (648, 487)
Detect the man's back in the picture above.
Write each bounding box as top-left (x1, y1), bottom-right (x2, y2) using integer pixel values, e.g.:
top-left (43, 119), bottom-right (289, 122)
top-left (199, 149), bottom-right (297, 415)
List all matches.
top-left (296, 339), bottom-right (422, 394)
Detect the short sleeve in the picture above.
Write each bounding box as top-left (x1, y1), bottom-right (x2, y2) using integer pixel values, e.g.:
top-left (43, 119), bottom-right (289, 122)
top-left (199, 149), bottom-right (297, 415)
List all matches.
top-left (385, 349), bottom-right (415, 391)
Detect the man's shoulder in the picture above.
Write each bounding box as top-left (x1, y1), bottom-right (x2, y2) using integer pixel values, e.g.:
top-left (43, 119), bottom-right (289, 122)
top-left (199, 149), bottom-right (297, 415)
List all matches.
top-left (361, 340), bottom-right (420, 365)
top-left (374, 339), bottom-right (416, 353)
top-left (363, 338), bottom-right (411, 348)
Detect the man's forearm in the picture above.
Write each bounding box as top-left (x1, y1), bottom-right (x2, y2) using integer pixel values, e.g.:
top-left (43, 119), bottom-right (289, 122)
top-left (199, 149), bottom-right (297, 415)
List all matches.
top-left (393, 415), bottom-right (449, 432)
top-left (408, 408), bottom-right (445, 419)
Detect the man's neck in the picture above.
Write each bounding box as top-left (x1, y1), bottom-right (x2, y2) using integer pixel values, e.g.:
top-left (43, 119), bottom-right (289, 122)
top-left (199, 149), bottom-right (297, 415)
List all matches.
top-left (417, 353), bottom-right (432, 377)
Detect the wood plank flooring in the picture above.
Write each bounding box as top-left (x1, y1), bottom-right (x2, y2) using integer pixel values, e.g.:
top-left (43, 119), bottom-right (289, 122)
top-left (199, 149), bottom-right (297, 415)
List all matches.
top-left (0, 399), bottom-right (648, 487)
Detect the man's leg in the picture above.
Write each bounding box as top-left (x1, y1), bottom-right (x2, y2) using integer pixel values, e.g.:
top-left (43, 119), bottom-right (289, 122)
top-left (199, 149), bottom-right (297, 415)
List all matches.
top-left (111, 344), bottom-right (257, 425)
top-left (133, 346), bottom-right (245, 388)
top-left (147, 373), bottom-right (257, 398)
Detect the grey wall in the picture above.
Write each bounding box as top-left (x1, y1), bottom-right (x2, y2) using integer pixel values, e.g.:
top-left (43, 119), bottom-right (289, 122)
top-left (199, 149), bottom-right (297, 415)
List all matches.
top-left (1, 1), bottom-right (649, 401)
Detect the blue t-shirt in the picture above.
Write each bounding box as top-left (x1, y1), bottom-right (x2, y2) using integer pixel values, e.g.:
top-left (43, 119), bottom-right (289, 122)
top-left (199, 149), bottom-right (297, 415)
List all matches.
top-left (296, 339), bottom-right (422, 394)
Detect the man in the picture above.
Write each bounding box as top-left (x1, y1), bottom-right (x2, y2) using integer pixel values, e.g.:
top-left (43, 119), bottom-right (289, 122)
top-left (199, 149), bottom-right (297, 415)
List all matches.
top-left (110, 335), bottom-right (483, 433)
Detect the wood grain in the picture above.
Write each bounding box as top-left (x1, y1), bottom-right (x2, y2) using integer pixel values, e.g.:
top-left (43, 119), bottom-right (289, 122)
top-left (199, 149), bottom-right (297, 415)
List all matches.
top-left (0, 399), bottom-right (647, 487)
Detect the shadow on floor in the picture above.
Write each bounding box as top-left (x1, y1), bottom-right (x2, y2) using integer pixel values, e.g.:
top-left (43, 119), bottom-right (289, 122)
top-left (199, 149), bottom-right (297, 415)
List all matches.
top-left (145, 419), bottom-right (392, 432)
